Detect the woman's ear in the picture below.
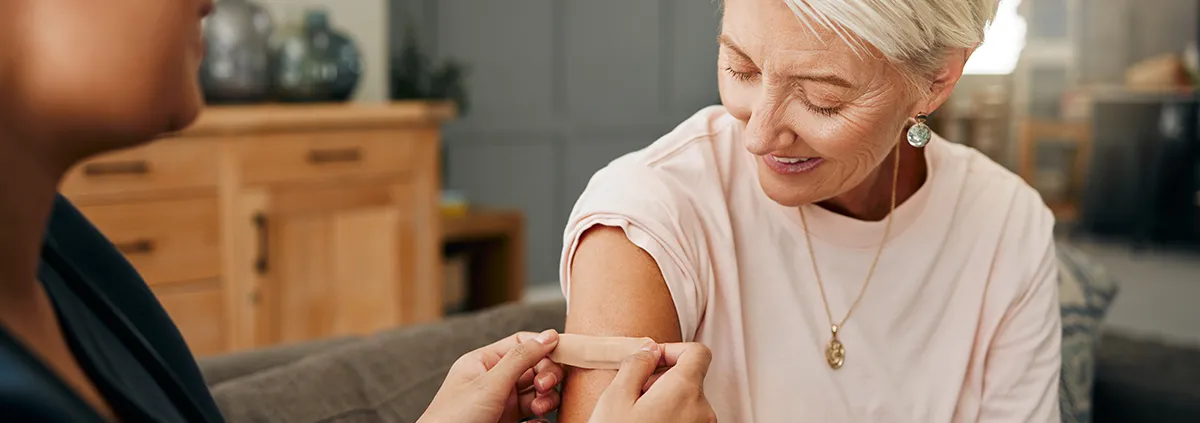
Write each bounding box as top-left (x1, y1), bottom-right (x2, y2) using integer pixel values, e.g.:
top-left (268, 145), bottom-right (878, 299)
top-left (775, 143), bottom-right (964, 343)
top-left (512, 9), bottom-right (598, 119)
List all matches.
top-left (920, 47), bottom-right (973, 114)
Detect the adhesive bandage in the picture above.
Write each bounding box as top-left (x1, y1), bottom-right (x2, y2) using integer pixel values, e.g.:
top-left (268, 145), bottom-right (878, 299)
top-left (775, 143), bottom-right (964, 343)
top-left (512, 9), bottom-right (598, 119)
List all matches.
top-left (548, 334), bottom-right (655, 369)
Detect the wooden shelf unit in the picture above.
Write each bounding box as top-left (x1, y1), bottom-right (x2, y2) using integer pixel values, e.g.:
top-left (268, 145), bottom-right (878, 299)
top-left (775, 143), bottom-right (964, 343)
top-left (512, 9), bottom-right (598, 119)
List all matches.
top-left (440, 209), bottom-right (526, 311)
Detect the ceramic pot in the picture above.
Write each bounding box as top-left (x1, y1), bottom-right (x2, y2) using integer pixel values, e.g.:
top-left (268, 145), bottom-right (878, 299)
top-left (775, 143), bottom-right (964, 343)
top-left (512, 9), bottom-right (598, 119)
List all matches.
top-left (199, 0), bottom-right (274, 103)
top-left (272, 10), bottom-right (363, 102)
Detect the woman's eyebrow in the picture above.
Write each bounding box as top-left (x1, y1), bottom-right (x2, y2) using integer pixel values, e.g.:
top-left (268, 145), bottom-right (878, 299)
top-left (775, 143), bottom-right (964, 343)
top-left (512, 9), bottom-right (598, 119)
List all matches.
top-left (789, 74), bottom-right (854, 88)
top-left (717, 34), bottom-right (751, 59)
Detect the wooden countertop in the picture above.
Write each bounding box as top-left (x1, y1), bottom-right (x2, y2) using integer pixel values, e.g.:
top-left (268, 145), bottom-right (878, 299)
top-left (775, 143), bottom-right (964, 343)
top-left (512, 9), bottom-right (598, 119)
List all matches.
top-left (167, 101), bottom-right (457, 138)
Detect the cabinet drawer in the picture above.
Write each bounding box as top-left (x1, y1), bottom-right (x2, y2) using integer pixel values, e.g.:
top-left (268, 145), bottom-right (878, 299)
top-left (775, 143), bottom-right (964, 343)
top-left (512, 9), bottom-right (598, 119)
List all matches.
top-left (78, 198), bottom-right (220, 285)
top-left (153, 283), bottom-right (227, 357)
top-left (62, 140), bottom-right (218, 197)
top-left (236, 131), bottom-right (422, 185)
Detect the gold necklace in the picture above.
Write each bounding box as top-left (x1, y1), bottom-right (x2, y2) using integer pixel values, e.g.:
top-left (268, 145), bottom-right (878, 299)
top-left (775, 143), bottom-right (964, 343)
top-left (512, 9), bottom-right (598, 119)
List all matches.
top-left (799, 140), bottom-right (900, 369)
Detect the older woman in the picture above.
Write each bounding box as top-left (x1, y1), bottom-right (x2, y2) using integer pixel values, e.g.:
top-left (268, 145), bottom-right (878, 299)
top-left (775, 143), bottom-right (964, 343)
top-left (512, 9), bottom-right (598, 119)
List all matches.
top-left (0, 1), bottom-right (714, 422)
top-left (559, 0), bottom-right (1061, 422)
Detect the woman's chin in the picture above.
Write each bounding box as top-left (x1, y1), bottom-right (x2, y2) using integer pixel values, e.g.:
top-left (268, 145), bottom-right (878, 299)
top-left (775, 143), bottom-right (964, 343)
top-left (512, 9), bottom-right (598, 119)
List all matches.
top-left (759, 181), bottom-right (816, 208)
top-left (757, 165), bottom-right (823, 208)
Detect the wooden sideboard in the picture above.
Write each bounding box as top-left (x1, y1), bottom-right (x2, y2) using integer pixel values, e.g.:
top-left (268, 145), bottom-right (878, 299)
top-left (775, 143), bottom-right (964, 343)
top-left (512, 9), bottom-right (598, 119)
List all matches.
top-left (60, 102), bottom-right (454, 357)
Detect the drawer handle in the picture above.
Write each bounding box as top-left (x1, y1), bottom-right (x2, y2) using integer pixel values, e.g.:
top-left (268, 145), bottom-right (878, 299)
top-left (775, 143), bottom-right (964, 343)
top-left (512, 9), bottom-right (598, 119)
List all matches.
top-left (83, 160), bottom-right (150, 176)
top-left (253, 213), bottom-right (269, 274)
top-left (115, 239), bottom-right (155, 255)
top-left (307, 148), bottom-right (362, 164)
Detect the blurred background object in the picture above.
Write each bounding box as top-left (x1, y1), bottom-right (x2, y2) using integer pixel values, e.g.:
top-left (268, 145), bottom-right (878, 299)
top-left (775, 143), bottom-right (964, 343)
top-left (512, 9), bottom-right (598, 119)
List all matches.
top-left (271, 8), bottom-right (364, 102)
top-left (440, 189), bottom-right (469, 218)
top-left (199, 0), bottom-right (275, 103)
top-left (390, 26), bottom-right (470, 115)
top-left (201, 1), bottom-right (368, 103)
top-left (1185, 41), bottom-right (1200, 84)
top-left (1125, 53), bottom-right (1192, 90)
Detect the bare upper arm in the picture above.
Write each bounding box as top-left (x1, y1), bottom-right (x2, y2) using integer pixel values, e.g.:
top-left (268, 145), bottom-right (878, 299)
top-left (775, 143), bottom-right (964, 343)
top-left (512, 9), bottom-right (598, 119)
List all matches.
top-left (558, 225), bottom-right (683, 423)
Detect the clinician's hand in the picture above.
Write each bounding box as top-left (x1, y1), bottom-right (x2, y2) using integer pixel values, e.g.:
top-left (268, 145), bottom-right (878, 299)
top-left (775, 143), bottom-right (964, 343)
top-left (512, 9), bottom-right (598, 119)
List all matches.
top-left (418, 330), bottom-right (564, 423)
top-left (588, 342), bottom-right (716, 423)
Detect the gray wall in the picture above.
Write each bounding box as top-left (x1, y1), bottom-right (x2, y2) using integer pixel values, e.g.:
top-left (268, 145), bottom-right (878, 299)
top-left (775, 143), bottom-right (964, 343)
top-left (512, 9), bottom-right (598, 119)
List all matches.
top-left (390, 1), bottom-right (723, 286)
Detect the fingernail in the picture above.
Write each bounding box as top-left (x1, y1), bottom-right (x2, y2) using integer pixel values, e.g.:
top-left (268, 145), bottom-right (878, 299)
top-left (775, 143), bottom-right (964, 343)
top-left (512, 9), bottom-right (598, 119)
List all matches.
top-left (539, 373), bottom-right (557, 389)
top-left (535, 329), bottom-right (556, 344)
top-left (639, 340), bottom-right (658, 352)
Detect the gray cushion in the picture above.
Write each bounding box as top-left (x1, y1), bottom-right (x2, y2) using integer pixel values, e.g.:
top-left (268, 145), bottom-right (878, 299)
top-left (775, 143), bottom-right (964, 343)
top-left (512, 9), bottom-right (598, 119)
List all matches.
top-left (210, 299), bottom-right (567, 423)
top-left (200, 336), bottom-right (363, 387)
top-left (1056, 242), bottom-right (1120, 423)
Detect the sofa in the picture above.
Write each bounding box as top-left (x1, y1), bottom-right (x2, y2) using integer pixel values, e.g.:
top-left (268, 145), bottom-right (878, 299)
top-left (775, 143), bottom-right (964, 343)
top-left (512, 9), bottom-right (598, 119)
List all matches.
top-left (199, 243), bottom-right (1200, 422)
top-left (201, 299), bottom-right (569, 422)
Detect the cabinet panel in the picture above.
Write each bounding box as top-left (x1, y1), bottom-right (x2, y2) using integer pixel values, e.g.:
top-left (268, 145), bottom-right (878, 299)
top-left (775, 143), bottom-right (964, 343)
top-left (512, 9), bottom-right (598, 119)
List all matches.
top-left (79, 198), bottom-right (221, 286)
top-left (329, 208), bottom-right (409, 336)
top-left (250, 181), bottom-right (415, 345)
top-left (153, 282), bottom-right (227, 357)
top-left (235, 131), bottom-right (427, 186)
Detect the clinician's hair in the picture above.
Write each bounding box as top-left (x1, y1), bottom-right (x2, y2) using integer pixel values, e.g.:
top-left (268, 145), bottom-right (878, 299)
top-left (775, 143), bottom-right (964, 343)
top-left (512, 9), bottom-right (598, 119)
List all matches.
top-left (784, 0), bottom-right (1000, 94)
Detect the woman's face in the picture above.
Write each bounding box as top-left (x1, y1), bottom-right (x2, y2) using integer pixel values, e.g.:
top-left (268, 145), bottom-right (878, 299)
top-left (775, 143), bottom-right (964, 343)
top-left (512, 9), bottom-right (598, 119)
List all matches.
top-left (719, 0), bottom-right (927, 208)
top-left (1, 0), bottom-right (212, 156)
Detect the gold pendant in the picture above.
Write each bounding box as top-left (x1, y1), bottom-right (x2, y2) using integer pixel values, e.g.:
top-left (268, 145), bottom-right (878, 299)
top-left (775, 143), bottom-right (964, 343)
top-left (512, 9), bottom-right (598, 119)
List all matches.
top-left (826, 325), bottom-right (845, 369)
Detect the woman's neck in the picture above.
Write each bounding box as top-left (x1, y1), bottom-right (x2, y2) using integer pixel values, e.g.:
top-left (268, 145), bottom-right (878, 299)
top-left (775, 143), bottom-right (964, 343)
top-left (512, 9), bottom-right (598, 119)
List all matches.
top-left (817, 141), bottom-right (928, 221)
top-left (0, 133), bottom-right (68, 298)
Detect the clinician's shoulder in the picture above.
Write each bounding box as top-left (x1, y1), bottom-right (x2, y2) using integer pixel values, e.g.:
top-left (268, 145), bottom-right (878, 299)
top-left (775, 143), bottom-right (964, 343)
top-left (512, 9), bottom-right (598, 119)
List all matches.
top-left (582, 106), bottom-right (740, 206)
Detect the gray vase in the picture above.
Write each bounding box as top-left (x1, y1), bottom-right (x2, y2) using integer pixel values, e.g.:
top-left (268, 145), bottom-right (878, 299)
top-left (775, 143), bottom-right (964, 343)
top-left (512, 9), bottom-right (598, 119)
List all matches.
top-left (272, 10), bottom-right (363, 102)
top-left (199, 0), bottom-right (275, 103)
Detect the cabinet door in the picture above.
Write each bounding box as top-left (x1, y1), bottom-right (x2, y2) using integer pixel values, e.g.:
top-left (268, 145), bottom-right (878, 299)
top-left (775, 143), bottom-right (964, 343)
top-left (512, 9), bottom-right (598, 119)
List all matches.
top-left (240, 181), bottom-right (416, 346)
top-left (152, 282), bottom-right (228, 357)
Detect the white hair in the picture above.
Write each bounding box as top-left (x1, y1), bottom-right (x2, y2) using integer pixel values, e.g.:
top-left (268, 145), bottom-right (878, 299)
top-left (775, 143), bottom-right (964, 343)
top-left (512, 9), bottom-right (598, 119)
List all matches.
top-left (784, 0), bottom-right (1001, 94)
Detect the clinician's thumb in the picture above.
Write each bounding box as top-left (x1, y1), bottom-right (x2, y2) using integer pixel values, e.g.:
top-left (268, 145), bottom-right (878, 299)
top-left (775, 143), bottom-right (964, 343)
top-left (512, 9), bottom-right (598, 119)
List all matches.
top-left (486, 330), bottom-right (559, 385)
top-left (602, 341), bottom-right (661, 402)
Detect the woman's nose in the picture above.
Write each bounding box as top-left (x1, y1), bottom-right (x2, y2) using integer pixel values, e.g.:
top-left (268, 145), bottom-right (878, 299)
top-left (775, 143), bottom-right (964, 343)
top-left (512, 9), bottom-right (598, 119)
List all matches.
top-left (743, 105), bottom-right (796, 156)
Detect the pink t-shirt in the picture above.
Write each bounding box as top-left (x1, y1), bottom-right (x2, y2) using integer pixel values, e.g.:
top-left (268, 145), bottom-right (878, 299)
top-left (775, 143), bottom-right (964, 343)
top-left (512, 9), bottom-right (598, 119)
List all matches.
top-left (560, 106), bottom-right (1061, 422)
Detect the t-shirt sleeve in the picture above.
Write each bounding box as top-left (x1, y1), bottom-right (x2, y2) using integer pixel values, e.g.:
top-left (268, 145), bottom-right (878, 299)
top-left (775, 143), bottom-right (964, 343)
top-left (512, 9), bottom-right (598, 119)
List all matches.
top-left (979, 200), bottom-right (1062, 422)
top-left (559, 163), bottom-right (711, 342)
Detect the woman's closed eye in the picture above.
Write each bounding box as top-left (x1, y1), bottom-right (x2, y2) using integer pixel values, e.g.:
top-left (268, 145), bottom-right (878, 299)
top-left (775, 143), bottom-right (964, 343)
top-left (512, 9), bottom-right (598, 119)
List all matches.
top-left (724, 67), bottom-right (760, 83)
top-left (796, 90), bottom-right (843, 117)
top-left (793, 80), bottom-right (848, 117)
top-left (723, 67), bottom-right (846, 117)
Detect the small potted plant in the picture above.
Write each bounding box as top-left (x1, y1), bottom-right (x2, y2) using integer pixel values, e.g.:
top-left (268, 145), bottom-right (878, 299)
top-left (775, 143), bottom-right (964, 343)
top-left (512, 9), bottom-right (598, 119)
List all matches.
top-left (390, 27), bottom-right (470, 115)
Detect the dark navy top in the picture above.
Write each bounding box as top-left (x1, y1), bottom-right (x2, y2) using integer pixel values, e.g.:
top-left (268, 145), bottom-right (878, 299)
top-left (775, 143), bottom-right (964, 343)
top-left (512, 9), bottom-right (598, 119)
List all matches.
top-left (0, 194), bottom-right (225, 422)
